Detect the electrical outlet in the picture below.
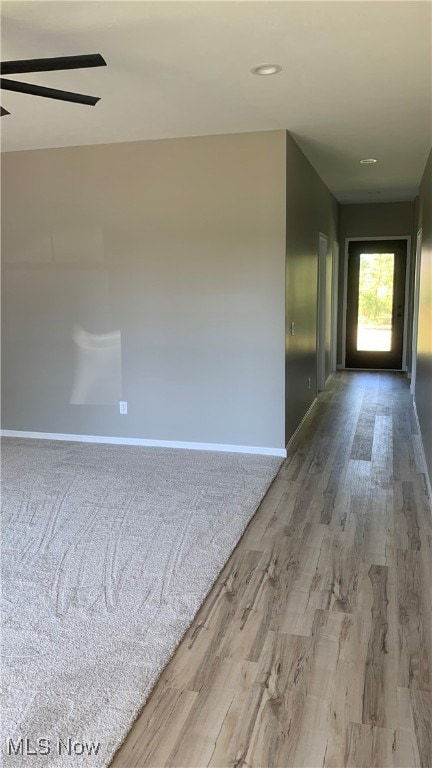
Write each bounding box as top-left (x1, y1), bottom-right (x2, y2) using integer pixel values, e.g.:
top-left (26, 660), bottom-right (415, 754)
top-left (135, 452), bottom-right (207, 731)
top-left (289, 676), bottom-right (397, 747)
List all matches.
top-left (119, 401), bottom-right (128, 415)
top-left (290, 321), bottom-right (295, 336)
top-left (308, 377), bottom-right (312, 390)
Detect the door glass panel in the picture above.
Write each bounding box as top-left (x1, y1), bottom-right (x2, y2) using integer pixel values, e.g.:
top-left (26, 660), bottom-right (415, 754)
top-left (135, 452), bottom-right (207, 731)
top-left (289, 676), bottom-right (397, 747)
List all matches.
top-left (357, 252), bottom-right (394, 351)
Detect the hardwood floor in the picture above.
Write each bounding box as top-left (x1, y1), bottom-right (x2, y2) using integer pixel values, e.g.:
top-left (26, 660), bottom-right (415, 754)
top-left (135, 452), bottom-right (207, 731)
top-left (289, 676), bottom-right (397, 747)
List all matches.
top-left (110, 372), bottom-right (432, 768)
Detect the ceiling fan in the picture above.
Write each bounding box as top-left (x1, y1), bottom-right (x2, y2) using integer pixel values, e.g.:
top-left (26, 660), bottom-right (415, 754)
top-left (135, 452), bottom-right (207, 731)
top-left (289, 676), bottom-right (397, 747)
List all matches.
top-left (0, 53), bottom-right (106, 116)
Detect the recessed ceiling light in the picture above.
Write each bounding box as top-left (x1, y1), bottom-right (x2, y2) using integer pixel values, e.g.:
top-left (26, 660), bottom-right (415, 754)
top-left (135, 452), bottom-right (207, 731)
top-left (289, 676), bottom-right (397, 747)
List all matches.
top-left (251, 64), bottom-right (282, 76)
top-left (360, 158), bottom-right (378, 164)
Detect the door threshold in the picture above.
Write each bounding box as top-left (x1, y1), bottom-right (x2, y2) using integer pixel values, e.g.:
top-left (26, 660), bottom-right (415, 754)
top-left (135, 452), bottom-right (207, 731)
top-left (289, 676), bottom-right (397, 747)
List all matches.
top-left (342, 367), bottom-right (404, 372)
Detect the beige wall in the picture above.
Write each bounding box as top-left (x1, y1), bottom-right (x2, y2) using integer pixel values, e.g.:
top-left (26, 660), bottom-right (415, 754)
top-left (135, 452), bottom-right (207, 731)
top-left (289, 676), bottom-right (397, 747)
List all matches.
top-left (1, 131), bottom-right (287, 450)
top-left (285, 133), bottom-right (339, 443)
top-left (337, 201), bottom-right (415, 364)
top-left (414, 150), bottom-right (432, 482)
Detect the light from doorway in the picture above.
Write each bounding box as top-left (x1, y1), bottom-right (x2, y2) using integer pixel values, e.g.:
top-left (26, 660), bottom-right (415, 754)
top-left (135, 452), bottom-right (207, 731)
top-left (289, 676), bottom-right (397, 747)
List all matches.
top-left (357, 252), bottom-right (394, 351)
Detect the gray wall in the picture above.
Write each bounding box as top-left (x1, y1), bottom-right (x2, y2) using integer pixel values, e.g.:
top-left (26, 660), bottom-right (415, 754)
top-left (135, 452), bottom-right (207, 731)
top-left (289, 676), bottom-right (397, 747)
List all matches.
top-left (1, 131), bottom-right (287, 450)
top-left (337, 201), bottom-right (415, 365)
top-left (414, 150), bottom-right (432, 481)
top-left (285, 132), bottom-right (339, 444)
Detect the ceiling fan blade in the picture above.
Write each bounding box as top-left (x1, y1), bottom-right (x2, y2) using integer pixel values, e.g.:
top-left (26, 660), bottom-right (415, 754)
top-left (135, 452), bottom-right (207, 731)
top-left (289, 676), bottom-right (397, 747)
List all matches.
top-left (1, 106), bottom-right (10, 116)
top-left (0, 53), bottom-right (106, 76)
top-left (0, 78), bottom-right (100, 106)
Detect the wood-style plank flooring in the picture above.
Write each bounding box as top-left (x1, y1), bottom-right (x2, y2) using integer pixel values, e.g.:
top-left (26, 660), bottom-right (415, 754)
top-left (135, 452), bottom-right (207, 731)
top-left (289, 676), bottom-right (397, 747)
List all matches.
top-left (111, 372), bottom-right (432, 768)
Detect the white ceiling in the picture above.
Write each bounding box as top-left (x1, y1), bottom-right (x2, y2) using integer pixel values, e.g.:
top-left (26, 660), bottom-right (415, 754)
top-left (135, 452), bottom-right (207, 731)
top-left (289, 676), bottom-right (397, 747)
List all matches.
top-left (1, 1), bottom-right (431, 202)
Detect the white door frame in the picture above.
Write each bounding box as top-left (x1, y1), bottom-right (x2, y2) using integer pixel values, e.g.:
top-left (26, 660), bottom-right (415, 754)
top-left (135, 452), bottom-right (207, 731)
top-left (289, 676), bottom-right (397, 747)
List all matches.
top-left (331, 241), bottom-right (339, 373)
top-left (410, 229), bottom-right (423, 395)
top-left (317, 233), bottom-right (328, 392)
top-left (341, 235), bottom-right (411, 370)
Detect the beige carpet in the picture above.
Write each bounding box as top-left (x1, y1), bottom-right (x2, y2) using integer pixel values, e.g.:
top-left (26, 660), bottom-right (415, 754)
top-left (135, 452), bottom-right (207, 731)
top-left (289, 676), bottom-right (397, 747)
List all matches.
top-left (1, 438), bottom-right (281, 767)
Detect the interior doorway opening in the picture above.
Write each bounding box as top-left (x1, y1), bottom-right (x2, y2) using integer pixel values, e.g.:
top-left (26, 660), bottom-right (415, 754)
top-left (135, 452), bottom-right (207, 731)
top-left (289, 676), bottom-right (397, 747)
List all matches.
top-left (317, 233), bottom-right (328, 391)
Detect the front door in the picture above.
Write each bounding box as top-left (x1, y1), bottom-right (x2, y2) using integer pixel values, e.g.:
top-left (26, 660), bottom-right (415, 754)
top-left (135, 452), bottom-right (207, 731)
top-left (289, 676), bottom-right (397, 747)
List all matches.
top-left (345, 239), bottom-right (407, 369)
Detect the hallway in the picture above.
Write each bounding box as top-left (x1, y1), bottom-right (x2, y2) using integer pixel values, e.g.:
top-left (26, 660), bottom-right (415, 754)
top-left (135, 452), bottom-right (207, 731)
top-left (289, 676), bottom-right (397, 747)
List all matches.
top-left (112, 372), bottom-right (431, 767)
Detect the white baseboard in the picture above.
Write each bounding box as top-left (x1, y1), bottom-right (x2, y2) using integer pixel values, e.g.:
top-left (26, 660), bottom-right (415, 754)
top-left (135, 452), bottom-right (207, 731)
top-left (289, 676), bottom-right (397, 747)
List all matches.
top-left (286, 397), bottom-right (318, 454)
top-left (412, 402), bottom-right (432, 506)
top-left (0, 429), bottom-right (287, 458)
